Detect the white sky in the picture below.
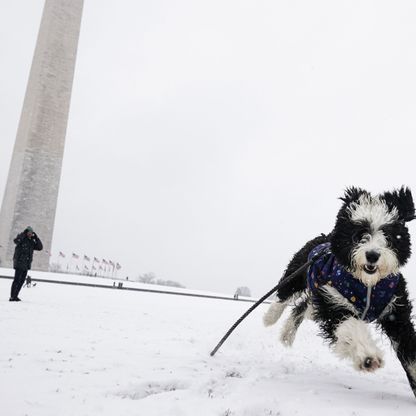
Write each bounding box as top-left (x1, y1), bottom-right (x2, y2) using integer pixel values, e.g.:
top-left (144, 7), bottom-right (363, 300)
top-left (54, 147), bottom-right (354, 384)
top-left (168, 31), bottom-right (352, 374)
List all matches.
top-left (1, 0), bottom-right (416, 296)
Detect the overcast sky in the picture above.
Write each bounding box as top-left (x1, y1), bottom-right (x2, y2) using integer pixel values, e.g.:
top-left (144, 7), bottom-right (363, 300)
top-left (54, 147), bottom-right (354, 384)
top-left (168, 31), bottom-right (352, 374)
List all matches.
top-left (1, 0), bottom-right (416, 296)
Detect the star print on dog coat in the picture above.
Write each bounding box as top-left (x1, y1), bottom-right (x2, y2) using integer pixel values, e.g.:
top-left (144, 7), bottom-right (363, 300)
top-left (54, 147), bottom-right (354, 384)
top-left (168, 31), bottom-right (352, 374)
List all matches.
top-left (307, 243), bottom-right (400, 322)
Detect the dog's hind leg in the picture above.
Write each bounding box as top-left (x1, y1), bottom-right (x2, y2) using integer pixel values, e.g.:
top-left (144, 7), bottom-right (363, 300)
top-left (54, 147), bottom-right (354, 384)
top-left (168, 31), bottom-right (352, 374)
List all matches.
top-left (263, 279), bottom-right (305, 328)
top-left (263, 299), bottom-right (288, 327)
top-left (280, 296), bottom-right (310, 346)
top-left (263, 234), bottom-right (329, 328)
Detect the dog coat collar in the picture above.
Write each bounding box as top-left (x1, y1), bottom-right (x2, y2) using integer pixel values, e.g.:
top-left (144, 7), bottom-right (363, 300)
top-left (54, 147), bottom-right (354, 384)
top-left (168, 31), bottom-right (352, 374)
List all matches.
top-left (307, 242), bottom-right (400, 322)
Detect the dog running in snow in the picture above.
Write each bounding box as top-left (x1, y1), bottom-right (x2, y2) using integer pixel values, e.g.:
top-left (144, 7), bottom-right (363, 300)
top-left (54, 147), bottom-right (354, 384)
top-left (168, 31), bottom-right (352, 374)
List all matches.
top-left (263, 187), bottom-right (416, 398)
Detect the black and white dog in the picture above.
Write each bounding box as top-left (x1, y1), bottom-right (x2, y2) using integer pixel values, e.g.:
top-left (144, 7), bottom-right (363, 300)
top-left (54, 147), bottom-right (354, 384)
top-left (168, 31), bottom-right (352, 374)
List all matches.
top-left (263, 187), bottom-right (416, 397)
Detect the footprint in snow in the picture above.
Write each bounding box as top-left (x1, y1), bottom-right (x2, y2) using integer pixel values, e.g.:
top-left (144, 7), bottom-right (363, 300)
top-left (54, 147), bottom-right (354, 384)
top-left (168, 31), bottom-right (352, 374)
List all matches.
top-left (115, 380), bottom-right (189, 400)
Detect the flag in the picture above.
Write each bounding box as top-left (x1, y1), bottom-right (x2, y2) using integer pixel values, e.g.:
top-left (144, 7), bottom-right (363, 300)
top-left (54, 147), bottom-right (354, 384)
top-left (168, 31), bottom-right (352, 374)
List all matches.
top-left (102, 259), bottom-right (108, 265)
top-left (72, 253), bottom-right (79, 259)
top-left (116, 263), bottom-right (121, 270)
top-left (93, 257), bottom-right (100, 263)
top-left (109, 260), bottom-right (114, 267)
top-left (84, 265), bottom-right (89, 270)
top-left (59, 251), bottom-right (65, 258)
top-left (84, 255), bottom-right (90, 262)
top-left (45, 250), bottom-right (52, 257)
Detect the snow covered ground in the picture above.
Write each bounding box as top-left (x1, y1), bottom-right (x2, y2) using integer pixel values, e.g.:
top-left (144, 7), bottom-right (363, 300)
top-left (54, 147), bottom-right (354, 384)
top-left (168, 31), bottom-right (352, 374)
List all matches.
top-left (1, 276), bottom-right (416, 416)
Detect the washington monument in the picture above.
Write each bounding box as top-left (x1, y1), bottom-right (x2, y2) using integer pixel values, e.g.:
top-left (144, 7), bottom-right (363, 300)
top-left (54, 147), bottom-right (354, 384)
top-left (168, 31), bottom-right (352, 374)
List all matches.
top-left (0, 0), bottom-right (83, 270)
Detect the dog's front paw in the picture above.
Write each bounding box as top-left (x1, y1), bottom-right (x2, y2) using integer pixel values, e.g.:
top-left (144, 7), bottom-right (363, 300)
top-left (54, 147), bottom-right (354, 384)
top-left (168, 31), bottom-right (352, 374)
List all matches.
top-left (359, 356), bottom-right (384, 372)
top-left (333, 317), bottom-right (385, 373)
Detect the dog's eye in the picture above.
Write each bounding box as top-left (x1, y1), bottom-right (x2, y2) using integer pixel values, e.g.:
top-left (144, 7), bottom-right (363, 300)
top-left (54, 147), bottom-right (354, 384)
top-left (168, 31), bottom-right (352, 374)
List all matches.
top-left (351, 222), bottom-right (371, 243)
top-left (352, 231), bottom-right (363, 243)
top-left (396, 235), bottom-right (402, 239)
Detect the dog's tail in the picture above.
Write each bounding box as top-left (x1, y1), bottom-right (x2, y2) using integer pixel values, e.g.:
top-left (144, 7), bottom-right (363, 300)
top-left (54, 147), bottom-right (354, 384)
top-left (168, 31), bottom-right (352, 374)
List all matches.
top-left (263, 300), bottom-right (287, 327)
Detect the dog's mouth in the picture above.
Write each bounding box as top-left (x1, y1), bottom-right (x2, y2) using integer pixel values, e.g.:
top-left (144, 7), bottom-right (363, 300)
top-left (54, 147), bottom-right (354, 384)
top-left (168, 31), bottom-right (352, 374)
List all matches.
top-left (363, 264), bottom-right (378, 275)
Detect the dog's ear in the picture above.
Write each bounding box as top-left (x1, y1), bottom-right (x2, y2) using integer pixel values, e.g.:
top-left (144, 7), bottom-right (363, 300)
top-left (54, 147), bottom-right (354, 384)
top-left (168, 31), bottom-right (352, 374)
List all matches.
top-left (340, 187), bottom-right (369, 204)
top-left (381, 187), bottom-right (415, 222)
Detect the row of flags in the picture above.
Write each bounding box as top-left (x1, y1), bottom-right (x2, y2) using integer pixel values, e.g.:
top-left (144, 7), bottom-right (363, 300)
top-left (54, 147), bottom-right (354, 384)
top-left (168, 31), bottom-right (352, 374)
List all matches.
top-left (57, 251), bottom-right (121, 272)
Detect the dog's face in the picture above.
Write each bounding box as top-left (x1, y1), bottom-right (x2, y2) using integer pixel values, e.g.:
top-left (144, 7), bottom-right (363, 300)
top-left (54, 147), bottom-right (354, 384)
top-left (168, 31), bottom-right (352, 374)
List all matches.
top-left (330, 187), bottom-right (415, 286)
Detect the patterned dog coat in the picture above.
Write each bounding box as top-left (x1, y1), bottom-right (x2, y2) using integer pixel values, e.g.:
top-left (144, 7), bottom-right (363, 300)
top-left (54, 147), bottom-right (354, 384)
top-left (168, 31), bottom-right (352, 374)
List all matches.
top-left (307, 243), bottom-right (400, 322)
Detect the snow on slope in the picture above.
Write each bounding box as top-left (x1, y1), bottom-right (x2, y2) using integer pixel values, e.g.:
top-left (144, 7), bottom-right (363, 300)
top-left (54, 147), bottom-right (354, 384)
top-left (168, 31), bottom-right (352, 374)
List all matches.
top-left (0, 278), bottom-right (415, 416)
top-left (0, 267), bottom-right (253, 300)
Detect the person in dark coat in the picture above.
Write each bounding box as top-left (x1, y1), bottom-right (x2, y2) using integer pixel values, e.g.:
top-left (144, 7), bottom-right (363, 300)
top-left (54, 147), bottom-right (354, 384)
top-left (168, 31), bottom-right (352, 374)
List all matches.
top-left (10, 226), bottom-right (43, 301)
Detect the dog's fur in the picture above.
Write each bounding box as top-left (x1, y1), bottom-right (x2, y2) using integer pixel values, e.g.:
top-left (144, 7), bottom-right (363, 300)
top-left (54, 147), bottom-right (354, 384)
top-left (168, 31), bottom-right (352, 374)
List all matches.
top-left (263, 187), bottom-right (416, 397)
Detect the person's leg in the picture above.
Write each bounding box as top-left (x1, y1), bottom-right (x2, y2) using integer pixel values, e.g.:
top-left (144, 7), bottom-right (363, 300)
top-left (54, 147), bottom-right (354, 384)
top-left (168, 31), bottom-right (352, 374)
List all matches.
top-left (14, 270), bottom-right (28, 300)
top-left (10, 269), bottom-right (27, 300)
top-left (10, 269), bottom-right (22, 299)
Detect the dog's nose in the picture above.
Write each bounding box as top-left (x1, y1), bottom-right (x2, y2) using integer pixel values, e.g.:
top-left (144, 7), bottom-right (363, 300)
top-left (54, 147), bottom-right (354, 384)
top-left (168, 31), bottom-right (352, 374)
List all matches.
top-left (365, 250), bottom-right (380, 263)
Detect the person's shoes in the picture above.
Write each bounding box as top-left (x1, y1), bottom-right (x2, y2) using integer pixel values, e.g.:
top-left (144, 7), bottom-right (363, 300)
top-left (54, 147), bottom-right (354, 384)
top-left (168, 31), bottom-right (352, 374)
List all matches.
top-left (9, 297), bottom-right (21, 302)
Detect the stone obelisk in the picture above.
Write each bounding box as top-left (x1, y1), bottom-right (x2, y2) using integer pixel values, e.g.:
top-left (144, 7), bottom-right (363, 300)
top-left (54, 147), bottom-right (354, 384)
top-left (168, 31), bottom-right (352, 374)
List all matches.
top-left (0, 0), bottom-right (83, 270)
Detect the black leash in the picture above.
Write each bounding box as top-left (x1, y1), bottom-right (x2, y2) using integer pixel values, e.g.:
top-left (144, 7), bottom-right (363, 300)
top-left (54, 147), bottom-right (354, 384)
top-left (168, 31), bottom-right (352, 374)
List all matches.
top-left (210, 247), bottom-right (330, 357)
